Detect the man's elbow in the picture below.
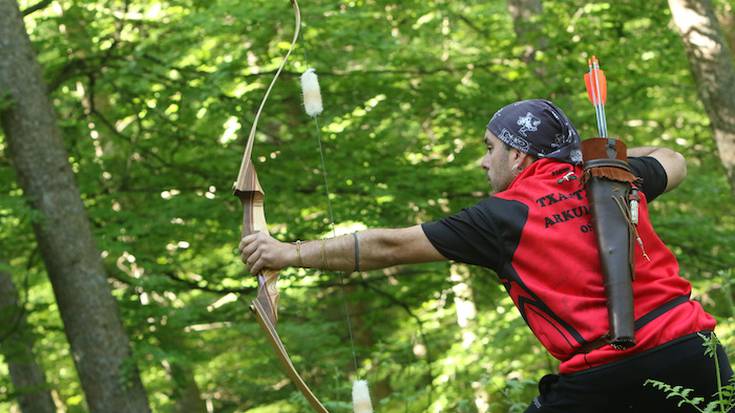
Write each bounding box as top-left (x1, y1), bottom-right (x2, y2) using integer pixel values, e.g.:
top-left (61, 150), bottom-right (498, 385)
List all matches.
top-left (664, 149), bottom-right (687, 192)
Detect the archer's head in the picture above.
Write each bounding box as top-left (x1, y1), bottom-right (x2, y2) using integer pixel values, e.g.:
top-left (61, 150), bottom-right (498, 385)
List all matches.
top-left (481, 99), bottom-right (582, 193)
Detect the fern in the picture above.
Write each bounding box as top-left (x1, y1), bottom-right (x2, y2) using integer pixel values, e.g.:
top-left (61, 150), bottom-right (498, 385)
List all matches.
top-left (644, 334), bottom-right (735, 413)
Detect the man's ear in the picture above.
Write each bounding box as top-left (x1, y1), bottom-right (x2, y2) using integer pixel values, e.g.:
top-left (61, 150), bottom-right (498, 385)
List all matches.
top-left (520, 152), bottom-right (535, 168)
top-left (510, 149), bottom-right (531, 170)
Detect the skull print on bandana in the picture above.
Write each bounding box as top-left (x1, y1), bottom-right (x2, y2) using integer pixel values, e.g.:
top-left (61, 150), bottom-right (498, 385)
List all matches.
top-left (517, 112), bottom-right (542, 137)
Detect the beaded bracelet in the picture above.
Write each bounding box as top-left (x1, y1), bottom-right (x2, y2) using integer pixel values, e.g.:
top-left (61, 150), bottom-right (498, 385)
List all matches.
top-left (295, 240), bottom-right (304, 267)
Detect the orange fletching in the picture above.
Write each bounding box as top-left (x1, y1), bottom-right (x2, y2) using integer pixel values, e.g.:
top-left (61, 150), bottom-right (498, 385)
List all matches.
top-left (584, 56), bottom-right (607, 105)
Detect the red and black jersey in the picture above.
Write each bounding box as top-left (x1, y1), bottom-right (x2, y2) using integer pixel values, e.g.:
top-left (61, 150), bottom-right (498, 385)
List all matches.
top-left (422, 157), bottom-right (715, 373)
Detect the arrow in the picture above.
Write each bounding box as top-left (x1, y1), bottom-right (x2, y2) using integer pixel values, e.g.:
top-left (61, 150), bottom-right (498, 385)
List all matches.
top-left (584, 55), bottom-right (608, 137)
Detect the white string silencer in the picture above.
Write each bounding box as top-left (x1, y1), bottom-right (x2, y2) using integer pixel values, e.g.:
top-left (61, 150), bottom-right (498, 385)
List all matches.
top-left (300, 68), bottom-right (323, 117)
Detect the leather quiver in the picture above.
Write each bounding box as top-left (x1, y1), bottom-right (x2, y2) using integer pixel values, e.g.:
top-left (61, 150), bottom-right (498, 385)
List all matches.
top-left (582, 137), bottom-right (637, 350)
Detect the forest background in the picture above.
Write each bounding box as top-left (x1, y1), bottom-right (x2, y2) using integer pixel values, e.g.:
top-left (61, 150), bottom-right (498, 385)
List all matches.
top-left (1, 0), bottom-right (735, 412)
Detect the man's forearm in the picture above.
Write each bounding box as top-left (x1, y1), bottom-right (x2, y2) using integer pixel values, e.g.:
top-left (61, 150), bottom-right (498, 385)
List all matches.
top-left (289, 229), bottom-right (401, 272)
top-left (240, 225), bottom-right (442, 274)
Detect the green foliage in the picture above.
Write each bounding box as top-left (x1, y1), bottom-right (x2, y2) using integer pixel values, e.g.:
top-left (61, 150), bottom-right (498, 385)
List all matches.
top-left (1, 0), bottom-right (734, 412)
top-left (645, 334), bottom-right (735, 413)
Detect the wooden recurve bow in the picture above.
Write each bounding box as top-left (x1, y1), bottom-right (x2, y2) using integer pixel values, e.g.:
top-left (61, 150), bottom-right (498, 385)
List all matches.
top-left (233, 1), bottom-right (329, 411)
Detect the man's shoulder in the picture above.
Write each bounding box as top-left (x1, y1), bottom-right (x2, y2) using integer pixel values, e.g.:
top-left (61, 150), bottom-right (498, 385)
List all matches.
top-left (471, 196), bottom-right (530, 229)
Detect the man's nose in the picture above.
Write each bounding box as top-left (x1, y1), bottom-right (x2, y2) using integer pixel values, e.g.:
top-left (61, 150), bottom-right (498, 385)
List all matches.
top-left (480, 155), bottom-right (490, 170)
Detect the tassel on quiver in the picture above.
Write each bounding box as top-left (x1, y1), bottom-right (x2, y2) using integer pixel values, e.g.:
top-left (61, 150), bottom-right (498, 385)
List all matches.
top-left (582, 138), bottom-right (637, 350)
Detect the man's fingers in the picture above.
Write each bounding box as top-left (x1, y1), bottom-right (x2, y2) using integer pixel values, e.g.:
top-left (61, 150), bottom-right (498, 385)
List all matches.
top-left (250, 256), bottom-right (265, 275)
top-left (245, 249), bottom-right (261, 268)
top-left (238, 231), bottom-right (280, 275)
top-left (239, 231), bottom-right (263, 266)
top-left (238, 231), bottom-right (260, 252)
top-left (239, 241), bottom-right (259, 261)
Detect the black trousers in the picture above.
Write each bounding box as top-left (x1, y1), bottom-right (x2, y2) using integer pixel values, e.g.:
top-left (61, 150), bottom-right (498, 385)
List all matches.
top-left (526, 332), bottom-right (733, 413)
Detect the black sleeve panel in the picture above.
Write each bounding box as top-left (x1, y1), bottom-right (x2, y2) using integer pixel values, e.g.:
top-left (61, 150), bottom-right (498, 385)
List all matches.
top-left (628, 156), bottom-right (668, 203)
top-left (421, 197), bottom-right (528, 272)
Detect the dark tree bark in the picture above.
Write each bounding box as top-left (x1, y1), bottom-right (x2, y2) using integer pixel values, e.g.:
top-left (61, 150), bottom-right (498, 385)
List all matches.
top-left (0, 268), bottom-right (56, 413)
top-left (0, 1), bottom-right (151, 412)
top-left (669, 0), bottom-right (735, 194)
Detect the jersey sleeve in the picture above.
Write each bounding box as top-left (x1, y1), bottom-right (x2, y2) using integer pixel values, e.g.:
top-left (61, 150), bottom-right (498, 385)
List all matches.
top-left (628, 156), bottom-right (668, 203)
top-left (421, 197), bottom-right (525, 271)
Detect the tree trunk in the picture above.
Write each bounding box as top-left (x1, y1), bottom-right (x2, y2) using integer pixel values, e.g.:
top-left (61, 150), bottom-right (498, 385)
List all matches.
top-left (167, 362), bottom-right (208, 413)
top-left (716, 2), bottom-right (735, 56)
top-left (345, 283), bottom-right (392, 401)
top-left (507, 0), bottom-right (546, 73)
top-left (668, 0), bottom-right (735, 194)
top-left (0, 1), bottom-right (151, 412)
top-left (157, 329), bottom-right (207, 413)
top-left (450, 264), bottom-right (489, 413)
top-left (0, 268), bottom-right (56, 413)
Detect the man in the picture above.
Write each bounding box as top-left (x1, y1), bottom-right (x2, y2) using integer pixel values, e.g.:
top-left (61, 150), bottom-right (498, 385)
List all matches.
top-left (239, 99), bottom-right (731, 412)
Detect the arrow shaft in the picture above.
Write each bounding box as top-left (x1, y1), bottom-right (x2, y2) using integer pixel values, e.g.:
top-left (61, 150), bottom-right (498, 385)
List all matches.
top-left (590, 60), bottom-right (608, 137)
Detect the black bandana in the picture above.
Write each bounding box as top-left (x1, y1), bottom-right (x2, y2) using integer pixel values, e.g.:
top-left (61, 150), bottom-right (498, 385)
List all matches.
top-left (486, 99), bottom-right (582, 165)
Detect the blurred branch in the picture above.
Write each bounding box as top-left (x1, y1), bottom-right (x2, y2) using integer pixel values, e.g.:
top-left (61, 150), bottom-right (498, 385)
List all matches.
top-left (105, 263), bottom-right (256, 295)
top-left (89, 106), bottom-right (216, 182)
top-left (448, 10), bottom-right (491, 38)
top-left (160, 270), bottom-right (255, 295)
top-left (139, 52), bottom-right (512, 80)
top-left (47, 10), bottom-right (129, 94)
top-left (21, 0), bottom-right (52, 16)
top-left (47, 58), bottom-right (87, 93)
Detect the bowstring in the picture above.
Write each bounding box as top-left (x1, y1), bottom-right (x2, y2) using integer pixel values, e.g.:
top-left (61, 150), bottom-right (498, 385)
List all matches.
top-left (302, 46), bottom-right (360, 375)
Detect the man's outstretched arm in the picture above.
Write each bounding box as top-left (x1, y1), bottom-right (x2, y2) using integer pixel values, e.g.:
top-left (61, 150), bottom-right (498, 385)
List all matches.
top-left (239, 225), bottom-right (446, 275)
top-left (628, 146), bottom-right (687, 192)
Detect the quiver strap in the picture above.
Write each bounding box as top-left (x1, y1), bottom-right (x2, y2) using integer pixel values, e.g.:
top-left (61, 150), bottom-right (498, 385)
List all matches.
top-left (582, 138), bottom-right (637, 350)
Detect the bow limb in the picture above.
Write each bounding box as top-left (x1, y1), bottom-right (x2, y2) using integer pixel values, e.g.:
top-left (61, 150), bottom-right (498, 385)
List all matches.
top-left (233, 1), bottom-right (328, 412)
